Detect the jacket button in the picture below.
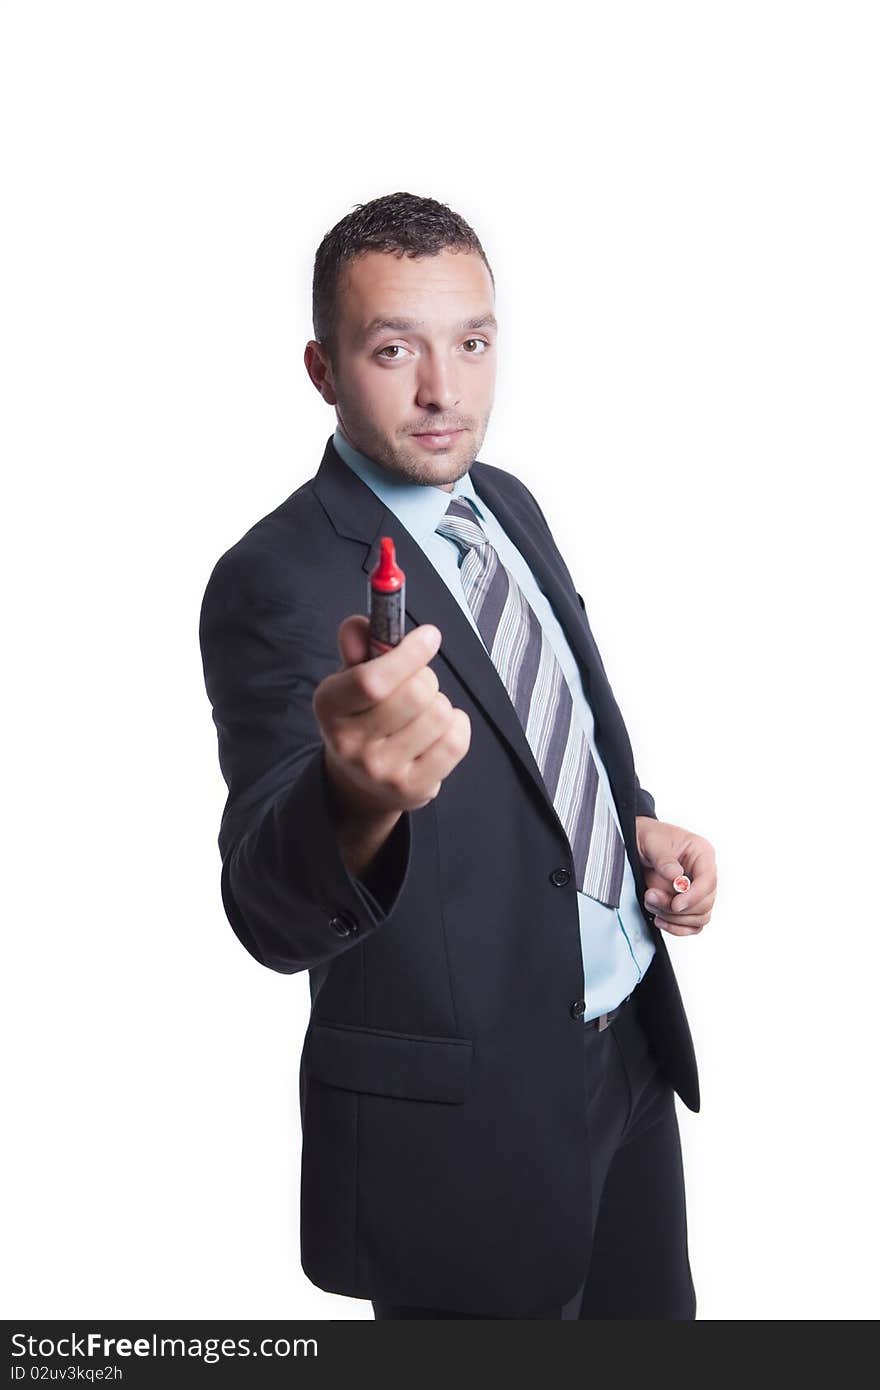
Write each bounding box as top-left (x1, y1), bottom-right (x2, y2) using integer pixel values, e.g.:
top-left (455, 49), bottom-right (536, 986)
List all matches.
top-left (569, 999), bottom-right (586, 1019)
top-left (329, 912), bottom-right (359, 937)
top-left (550, 867), bottom-right (571, 886)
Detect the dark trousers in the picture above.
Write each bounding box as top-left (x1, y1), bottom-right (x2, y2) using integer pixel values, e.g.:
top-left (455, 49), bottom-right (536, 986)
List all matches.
top-left (371, 982), bottom-right (697, 1320)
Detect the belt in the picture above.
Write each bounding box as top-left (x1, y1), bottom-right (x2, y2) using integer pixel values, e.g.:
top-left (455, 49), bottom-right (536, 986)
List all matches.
top-left (587, 992), bottom-right (632, 1031)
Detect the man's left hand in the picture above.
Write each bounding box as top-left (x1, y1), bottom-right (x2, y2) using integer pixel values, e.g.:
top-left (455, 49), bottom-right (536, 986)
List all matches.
top-left (635, 816), bottom-right (717, 937)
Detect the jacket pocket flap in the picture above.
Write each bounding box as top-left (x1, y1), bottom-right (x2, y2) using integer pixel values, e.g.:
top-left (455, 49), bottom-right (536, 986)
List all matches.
top-left (303, 1021), bottom-right (473, 1103)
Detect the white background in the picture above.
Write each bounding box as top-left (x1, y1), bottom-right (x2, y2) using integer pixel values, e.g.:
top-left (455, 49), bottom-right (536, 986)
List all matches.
top-left (2, 1), bottom-right (877, 1320)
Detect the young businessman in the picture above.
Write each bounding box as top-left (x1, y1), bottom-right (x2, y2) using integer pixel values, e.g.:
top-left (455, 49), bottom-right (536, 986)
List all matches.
top-left (199, 191), bottom-right (717, 1319)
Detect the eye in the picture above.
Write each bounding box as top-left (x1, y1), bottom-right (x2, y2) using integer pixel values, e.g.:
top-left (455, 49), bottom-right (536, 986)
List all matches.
top-left (375, 339), bottom-right (491, 361)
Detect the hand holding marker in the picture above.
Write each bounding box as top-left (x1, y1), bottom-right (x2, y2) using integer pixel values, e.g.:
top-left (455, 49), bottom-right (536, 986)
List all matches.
top-left (311, 537), bottom-right (471, 845)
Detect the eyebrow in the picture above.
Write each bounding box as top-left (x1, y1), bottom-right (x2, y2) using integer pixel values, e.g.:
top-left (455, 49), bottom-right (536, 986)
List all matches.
top-left (358, 312), bottom-right (498, 346)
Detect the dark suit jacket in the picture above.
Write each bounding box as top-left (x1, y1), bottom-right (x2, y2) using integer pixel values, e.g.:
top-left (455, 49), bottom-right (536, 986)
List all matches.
top-left (198, 434), bottom-right (700, 1317)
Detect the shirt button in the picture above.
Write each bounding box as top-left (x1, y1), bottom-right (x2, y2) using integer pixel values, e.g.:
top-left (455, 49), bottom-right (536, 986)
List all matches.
top-left (569, 999), bottom-right (586, 1019)
top-left (550, 868), bottom-right (571, 886)
top-left (329, 912), bottom-right (359, 937)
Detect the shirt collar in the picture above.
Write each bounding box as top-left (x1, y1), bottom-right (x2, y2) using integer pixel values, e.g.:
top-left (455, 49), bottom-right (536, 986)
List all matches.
top-left (332, 426), bottom-right (485, 545)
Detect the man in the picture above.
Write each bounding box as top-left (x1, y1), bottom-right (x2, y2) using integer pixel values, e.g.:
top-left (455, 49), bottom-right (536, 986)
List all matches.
top-left (199, 191), bottom-right (717, 1319)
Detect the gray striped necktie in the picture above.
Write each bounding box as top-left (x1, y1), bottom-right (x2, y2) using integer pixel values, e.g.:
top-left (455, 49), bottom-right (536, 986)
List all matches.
top-left (435, 496), bottom-right (626, 908)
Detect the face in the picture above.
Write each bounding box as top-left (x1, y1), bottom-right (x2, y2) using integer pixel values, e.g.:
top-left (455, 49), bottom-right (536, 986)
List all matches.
top-left (304, 248), bottom-right (497, 492)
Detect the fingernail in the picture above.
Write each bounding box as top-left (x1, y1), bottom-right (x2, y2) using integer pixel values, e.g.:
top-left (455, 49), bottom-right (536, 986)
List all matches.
top-left (645, 893), bottom-right (659, 907)
top-left (420, 625), bottom-right (440, 647)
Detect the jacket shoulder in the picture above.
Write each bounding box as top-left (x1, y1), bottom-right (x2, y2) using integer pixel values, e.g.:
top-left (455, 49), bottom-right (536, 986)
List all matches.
top-left (199, 478), bottom-right (330, 615)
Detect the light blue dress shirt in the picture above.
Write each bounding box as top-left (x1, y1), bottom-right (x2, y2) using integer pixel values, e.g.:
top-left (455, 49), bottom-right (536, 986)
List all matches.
top-left (332, 427), bottom-right (655, 1019)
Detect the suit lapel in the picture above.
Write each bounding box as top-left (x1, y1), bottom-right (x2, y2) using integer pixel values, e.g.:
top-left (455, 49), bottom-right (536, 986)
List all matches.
top-left (311, 437), bottom-right (635, 841)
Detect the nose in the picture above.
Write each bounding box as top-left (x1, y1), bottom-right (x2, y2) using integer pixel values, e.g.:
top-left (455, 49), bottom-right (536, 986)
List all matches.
top-left (415, 353), bottom-right (461, 413)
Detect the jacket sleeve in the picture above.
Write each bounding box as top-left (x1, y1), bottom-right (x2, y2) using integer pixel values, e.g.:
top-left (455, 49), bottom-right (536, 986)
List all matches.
top-left (198, 561), bottom-right (412, 974)
top-left (634, 774), bottom-right (658, 820)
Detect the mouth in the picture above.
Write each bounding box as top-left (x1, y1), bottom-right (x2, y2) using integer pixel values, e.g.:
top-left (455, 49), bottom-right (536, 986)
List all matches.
top-left (412, 429), bottom-right (464, 448)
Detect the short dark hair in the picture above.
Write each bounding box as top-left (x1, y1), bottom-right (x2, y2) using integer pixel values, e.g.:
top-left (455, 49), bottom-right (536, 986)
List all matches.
top-left (312, 191), bottom-right (494, 365)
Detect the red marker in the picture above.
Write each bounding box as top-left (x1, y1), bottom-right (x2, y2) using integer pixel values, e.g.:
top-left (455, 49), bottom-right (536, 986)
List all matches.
top-left (673, 875), bottom-right (691, 894)
top-left (368, 537), bottom-right (406, 659)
